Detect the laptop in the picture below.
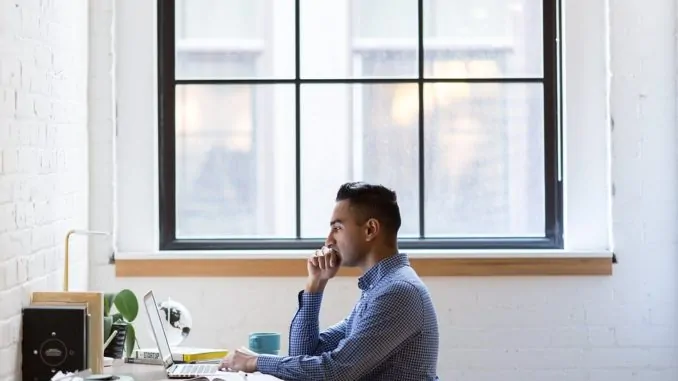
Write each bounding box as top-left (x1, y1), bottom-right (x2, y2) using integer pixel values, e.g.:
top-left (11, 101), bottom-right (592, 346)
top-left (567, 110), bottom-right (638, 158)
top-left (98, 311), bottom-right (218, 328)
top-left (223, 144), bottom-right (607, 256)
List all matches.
top-left (143, 290), bottom-right (222, 379)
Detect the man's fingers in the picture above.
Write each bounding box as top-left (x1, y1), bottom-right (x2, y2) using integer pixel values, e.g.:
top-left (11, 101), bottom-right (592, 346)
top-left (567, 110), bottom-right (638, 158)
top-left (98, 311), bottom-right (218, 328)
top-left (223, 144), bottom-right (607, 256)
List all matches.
top-left (310, 247), bottom-right (339, 270)
top-left (310, 249), bottom-right (322, 267)
top-left (327, 250), bottom-right (341, 268)
top-left (218, 357), bottom-right (230, 371)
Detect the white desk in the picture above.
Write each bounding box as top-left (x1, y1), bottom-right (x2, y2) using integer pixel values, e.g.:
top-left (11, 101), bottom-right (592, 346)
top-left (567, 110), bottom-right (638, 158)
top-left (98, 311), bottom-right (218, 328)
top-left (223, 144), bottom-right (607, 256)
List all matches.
top-left (107, 360), bottom-right (282, 381)
top-left (106, 360), bottom-right (169, 381)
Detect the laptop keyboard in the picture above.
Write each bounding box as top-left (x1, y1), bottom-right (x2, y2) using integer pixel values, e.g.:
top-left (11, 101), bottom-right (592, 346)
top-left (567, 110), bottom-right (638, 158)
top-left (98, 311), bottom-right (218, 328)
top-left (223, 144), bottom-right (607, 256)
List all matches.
top-left (174, 363), bottom-right (220, 375)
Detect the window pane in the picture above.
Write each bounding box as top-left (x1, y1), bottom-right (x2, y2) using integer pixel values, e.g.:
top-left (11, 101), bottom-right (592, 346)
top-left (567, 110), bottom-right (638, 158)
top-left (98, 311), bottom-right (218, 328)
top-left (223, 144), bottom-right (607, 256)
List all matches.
top-left (176, 52), bottom-right (257, 80)
top-left (175, 84), bottom-right (296, 238)
top-left (352, 0), bottom-right (422, 40)
top-left (175, 0), bottom-right (295, 79)
top-left (360, 83), bottom-right (419, 238)
top-left (176, 0), bottom-right (263, 40)
top-left (301, 0), bottom-right (418, 78)
top-left (423, 83), bottom-right (545, 237)
top-left (300, 84), bottom-right (419, 238)
top-left (424, 0), bottom-right (543, 78)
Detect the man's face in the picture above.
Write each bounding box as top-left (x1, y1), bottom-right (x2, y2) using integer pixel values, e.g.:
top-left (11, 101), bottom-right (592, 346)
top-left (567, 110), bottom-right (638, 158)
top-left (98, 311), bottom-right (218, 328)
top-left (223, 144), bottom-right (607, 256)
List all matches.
top-left (326, 200), bottom-right (370, 267)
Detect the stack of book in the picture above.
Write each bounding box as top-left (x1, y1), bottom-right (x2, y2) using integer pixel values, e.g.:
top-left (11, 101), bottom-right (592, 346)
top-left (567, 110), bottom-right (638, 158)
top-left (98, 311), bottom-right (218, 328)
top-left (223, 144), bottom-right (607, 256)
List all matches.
top-left (124, 347), bottom-right (229, 364)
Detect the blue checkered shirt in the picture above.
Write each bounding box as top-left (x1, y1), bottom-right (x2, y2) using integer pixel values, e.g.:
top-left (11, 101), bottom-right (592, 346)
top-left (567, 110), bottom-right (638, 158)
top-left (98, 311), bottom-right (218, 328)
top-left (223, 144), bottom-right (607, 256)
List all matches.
top-left (256, 252), bottom-right (440, 380)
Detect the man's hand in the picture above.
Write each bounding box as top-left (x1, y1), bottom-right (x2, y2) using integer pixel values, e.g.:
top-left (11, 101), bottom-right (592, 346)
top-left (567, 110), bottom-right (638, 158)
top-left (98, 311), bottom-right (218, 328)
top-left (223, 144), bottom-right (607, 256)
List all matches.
top-left (306, 246), bottom-right (341, 293)
top-left (219, 349), bottom-right (258, 373)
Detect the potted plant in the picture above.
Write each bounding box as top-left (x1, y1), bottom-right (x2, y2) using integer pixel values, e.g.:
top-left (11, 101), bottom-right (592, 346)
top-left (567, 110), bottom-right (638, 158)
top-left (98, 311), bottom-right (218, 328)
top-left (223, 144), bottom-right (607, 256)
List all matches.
top-left (103, 289), bottom-right (139, 359)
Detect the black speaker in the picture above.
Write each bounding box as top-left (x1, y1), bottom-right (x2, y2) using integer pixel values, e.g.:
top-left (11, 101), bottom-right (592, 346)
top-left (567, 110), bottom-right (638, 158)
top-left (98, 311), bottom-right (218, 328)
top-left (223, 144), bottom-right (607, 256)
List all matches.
top-left (21, 304), bottom-right (89, 381)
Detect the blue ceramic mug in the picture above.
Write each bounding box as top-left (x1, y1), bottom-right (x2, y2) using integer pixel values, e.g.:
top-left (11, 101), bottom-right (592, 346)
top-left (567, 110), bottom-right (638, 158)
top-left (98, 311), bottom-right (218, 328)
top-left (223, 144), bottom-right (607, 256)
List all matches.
top-left (248, 332), bottom-right (281, 355)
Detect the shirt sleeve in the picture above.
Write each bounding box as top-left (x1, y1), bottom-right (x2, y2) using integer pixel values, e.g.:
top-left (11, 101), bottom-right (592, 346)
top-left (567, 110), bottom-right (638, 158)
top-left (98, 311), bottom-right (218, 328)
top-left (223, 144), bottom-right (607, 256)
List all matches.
top-left (258, 281), bottom-right (424, 381)
top-left (288, 290), bottom-right (348, 356)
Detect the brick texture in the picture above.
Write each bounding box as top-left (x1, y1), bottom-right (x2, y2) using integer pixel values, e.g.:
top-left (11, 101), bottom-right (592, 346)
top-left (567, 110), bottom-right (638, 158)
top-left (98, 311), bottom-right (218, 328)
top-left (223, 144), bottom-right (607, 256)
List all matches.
top-left (0, 1), bottom-right (89, 380)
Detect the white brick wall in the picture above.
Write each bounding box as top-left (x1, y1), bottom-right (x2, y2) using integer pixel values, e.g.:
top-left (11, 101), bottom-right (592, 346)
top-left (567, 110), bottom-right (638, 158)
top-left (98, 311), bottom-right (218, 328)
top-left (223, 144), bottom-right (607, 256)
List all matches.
top-left (0, 1), bottom-right (90, 380)
top-left (87, 0), bottom-right (676, 381)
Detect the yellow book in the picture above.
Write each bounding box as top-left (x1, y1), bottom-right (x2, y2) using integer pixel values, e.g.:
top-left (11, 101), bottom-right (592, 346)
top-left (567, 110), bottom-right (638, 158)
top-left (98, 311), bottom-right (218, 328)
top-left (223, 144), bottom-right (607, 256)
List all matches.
top-left (133, 347), bottom-right (229, 363)
top-left (181, 349), bottom-right (229, 363)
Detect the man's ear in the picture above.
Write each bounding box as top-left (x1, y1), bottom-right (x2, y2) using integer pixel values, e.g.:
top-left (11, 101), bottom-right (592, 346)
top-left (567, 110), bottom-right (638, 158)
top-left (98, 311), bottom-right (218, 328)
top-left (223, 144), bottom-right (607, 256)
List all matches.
top-left (364, 218), bottom-right (380, 241)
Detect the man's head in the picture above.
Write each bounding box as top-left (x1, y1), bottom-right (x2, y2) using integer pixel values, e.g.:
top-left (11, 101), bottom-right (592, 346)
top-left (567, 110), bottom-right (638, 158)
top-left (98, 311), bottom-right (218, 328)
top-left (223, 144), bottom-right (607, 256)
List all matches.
top-left (326, 182), bottom-right (401, 267)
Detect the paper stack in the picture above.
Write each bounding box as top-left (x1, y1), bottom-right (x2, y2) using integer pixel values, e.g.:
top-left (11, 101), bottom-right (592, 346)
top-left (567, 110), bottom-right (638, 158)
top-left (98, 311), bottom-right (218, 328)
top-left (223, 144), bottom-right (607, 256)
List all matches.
top-left (50, 369), bottom-right (92, 381)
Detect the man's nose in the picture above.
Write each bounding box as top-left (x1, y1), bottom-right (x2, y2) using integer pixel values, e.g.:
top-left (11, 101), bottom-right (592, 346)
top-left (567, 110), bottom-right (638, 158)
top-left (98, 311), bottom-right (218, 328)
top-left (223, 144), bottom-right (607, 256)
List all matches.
top-left (325, 233), bottom-right (335, 246)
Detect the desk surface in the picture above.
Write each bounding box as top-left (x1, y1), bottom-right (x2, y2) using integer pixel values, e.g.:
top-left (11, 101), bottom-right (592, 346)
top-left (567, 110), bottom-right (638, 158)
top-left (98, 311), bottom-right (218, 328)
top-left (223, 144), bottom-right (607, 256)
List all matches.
top-left (106, 360), bottom-right (282, 381)
top-left (106, 361), bottom-right (169, 381)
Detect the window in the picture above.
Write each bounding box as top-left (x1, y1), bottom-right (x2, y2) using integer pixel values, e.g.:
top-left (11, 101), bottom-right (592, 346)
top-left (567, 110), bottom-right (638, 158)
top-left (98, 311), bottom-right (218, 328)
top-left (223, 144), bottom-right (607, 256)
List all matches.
top-left (157, 0), bottom-right (561, 251)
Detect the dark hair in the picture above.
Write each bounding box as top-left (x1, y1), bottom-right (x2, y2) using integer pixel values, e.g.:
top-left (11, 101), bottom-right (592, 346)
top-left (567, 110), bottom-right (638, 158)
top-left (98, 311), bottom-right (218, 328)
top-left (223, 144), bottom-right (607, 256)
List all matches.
top-left (335, 182), bottom-right (402, 235)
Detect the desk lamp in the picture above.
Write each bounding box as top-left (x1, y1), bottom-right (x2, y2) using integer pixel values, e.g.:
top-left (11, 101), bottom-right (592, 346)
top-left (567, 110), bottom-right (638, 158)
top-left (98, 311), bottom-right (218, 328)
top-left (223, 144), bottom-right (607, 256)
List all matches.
top-left (63, 229), bottom-right (110, 291)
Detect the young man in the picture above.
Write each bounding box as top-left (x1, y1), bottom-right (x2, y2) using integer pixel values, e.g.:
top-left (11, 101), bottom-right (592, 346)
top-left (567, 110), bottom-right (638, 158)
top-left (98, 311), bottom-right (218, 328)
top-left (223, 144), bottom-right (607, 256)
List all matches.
top-left (221, 182), bottom-right (440, 380)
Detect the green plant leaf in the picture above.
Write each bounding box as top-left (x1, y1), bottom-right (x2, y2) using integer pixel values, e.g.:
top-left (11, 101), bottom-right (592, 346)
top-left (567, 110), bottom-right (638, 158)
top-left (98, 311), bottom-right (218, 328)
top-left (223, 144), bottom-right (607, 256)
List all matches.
top-left (113, 289), bottom-right (139, 322)
top-left (124, 324), bottom-right (136, 358)
top-left (104, 316), bottom-right (113, 341)
top-left (111, 313), bottom-right (123, 323)
top-left (104, 293), bottom-right (116, 317)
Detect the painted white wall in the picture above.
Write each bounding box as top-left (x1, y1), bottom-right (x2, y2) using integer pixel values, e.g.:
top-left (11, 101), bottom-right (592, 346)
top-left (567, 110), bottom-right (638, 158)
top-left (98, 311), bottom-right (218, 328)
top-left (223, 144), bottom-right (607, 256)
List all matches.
top-left (0, 1), bottom-right (91, 379)
top-left (88, 1), bottom-right (676, 381)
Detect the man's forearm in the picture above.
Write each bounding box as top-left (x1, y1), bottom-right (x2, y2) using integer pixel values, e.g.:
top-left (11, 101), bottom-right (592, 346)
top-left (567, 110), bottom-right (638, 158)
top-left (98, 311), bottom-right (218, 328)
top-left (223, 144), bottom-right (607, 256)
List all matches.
top-left (288, 285), bottom-right (325, 356)
top-left (305, 278), bottom-right (328, 293)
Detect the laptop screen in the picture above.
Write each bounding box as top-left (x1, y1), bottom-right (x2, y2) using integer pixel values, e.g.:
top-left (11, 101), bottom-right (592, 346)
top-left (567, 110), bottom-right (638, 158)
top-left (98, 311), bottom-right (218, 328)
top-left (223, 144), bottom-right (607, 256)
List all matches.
top-left (143, 291), bottom-right (174, 369)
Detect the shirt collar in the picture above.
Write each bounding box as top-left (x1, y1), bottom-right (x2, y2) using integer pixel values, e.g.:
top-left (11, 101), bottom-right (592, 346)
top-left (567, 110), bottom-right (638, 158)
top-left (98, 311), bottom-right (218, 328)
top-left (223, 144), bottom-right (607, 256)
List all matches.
top-left (357, 252), bottom-right (410, 291)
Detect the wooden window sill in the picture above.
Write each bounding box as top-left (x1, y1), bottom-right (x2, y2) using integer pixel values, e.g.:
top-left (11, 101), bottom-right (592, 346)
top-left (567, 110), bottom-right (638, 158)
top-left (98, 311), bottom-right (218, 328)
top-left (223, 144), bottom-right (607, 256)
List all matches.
top-left (114, 256), bottom-right (613, 277)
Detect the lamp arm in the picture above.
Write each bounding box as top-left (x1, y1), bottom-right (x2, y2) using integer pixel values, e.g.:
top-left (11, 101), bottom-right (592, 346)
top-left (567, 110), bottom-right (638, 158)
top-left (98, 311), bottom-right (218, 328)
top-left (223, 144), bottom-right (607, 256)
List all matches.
top-left (63, 229), bottom-right (77, 292)
top-left (63, 229), bottom-right (111, 291)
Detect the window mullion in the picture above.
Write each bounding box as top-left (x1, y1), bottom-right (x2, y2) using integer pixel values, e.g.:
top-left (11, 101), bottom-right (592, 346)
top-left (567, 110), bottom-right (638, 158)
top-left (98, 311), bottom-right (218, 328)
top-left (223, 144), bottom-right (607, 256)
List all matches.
top-left (294, 0), bottom-right (302, 239)
top-left (417, 0), bottom-right (425, 239)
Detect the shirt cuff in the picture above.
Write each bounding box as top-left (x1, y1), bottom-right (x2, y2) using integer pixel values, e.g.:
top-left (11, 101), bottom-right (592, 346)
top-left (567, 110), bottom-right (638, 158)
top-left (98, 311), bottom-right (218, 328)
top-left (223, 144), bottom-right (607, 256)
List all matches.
top-left (298, 289), bottom-right (323, 310)
top-left (256, 354), bottom-right (284, 374)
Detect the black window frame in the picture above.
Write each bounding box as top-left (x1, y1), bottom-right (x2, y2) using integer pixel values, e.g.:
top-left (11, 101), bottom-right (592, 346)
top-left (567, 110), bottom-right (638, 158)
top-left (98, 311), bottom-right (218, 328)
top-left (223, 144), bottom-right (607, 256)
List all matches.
top-left (157, 0), bottom-right (563, 251)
